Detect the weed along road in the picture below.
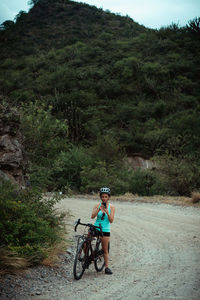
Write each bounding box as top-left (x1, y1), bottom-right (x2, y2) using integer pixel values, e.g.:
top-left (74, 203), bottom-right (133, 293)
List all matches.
top-left (36, 197), bottom-right (200, 300)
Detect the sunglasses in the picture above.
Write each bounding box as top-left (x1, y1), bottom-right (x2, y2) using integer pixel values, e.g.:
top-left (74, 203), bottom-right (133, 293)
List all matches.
top-left (101, 212), bottom-right (105, 220)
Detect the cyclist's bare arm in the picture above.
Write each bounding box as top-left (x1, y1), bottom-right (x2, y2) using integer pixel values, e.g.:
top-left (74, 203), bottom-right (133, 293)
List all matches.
top-left (106, 204), bottom-right (115, 223)
top-left (91, 203), bottom-right (100, 219)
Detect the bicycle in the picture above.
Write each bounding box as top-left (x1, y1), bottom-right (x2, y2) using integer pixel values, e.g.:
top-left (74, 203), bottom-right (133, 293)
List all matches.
top-left (73, 218), bottom-right (109, 280)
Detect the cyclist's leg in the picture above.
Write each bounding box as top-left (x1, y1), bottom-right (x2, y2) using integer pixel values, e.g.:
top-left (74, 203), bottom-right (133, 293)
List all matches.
top-left (83, 230), bottom-right (91, 254)
top-left (101, 236), bottom-right (110, 268)
top-left (83, 239), bottom-right (89, 255)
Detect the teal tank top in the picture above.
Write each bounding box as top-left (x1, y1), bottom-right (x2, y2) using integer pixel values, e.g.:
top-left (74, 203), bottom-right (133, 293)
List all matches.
top-left (94, 203), bottom-right (111, 232)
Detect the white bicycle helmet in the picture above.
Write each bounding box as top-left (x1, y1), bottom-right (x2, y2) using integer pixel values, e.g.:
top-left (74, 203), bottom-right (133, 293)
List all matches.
top-left (99, 187), bottom-right (111, 196)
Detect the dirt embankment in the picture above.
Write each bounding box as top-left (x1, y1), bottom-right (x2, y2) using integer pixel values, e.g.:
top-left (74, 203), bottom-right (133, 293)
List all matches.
top-left (1, 197), bottom-right (200, 300)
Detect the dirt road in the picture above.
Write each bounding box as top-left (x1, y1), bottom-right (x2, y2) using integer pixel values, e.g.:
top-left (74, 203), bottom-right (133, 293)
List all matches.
top-left (36, 197), bottom-right (200, 300)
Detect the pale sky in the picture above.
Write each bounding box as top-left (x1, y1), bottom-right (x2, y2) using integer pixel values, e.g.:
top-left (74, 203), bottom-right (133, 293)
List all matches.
top-left (0, 0), bottom-right (199, 29)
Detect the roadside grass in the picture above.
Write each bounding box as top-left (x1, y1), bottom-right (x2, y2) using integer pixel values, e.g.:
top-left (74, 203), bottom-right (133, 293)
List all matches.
top-left (114, 194), bottom-right (200, 207)
top-left (75, 193), bottom-right (200, 207)
top-left (191, 192), bottom-right (200, 204)
top-left (0, 247), bottom-right (29, 275)
top-left (41, 235), bottom-right (70, 267)
top-left (0, 233), bottom-right (70, 275)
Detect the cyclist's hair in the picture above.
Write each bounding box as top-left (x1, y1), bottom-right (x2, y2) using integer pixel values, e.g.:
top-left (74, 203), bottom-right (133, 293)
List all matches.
top-left (99, 187), bottom-right (111, 196)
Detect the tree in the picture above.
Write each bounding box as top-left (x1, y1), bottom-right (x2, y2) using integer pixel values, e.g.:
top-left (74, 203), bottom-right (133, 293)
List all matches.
top-left (186, 17), bottom-right (200, 34)
top-left (1, 21), bottom-right (14, 30)
top-left (15, 11), bottom-right (27, 22)
top-left (28, 0), bottom-right (39, 6)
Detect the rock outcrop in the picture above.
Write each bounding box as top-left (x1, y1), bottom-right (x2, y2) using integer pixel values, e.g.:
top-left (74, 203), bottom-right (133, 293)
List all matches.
top-left (126, 154), bottom-right (155, 169)
top-left (0, 105), bottom-right (25, 187)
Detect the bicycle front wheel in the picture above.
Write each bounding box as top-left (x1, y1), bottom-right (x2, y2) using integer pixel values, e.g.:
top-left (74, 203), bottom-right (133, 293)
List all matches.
top-left (73, 241), bottom-right (88, 280)
top-left (94, 239), bottom-right (105, 272)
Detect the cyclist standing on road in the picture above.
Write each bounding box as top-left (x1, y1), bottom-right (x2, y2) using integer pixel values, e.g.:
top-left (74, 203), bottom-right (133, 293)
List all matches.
top-left (91, 187), bottom-right (115, 275)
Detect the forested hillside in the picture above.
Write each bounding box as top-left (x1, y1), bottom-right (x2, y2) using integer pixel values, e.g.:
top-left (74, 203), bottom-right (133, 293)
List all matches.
top-left (0, 0), bottom-right (146, 58)
top-left (0, 0), bottom-right (200, 196)
top-left (1, 0), bottom-right (200, 271)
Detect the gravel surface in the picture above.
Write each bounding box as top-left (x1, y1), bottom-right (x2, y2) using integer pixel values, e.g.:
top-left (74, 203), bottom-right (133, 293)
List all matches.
top-left (1, 197), bottom-right (200, 300)
top-left (0, 247), bottom-right (74, 300)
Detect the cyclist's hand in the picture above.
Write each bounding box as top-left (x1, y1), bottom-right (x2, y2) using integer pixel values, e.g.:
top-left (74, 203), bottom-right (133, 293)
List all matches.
top-left (99, 205), bottom-right (103, 211)
top-left (105, 208), bottom-right (109, 215)
top-left (100, 205), bottom-right (107, 212)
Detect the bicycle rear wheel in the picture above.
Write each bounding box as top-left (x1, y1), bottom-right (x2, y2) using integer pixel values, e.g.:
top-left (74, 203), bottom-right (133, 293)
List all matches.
top-left (73, 241), bottom-right (88, 280)
top-left (94, 239), bottom-right (105, 272)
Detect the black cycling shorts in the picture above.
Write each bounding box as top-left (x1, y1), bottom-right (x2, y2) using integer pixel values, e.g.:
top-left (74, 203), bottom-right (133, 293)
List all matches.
top-left (89, 228), bottom-right (110, 237)
top-left (102, 232), bottom-right (110, 237)
top-left (96, 231), bottom-right (110, 237)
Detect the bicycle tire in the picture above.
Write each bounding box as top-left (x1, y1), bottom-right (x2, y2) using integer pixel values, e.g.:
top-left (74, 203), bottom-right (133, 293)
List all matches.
top-left (73, 240), bottom-right (88, 280)
top-left (94, 239), bottom-right (110, 272)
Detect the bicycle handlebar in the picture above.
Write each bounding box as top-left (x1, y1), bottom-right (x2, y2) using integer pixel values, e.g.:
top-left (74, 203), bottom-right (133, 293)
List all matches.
top-left (74, 218), bottom-right (103, 236)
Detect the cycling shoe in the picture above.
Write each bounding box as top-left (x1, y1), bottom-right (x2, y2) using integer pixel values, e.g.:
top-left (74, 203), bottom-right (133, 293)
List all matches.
top-left (105, 267), bottom-right (112, 275)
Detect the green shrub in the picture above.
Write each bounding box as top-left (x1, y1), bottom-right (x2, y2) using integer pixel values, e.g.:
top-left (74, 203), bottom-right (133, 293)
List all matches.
top-left (89, 135), bottom-right (125, 165)
top-left (108, 169), bottom-right (130, 195)
top-left (52, 137), bottom-right (126, 193)
top-left (20, 102), bottom-right (68, 166)
top-left (20, 101), bottom-right (69, 190)
top-left (80, 161), bottom-right (109, 193)
top-left (52, 145), bottom-right (92, 191)
top-left (79, 135), bottom-right (131, 194)
top-left (128, 169), bottom-right (166, 196)
top-left (29, 164), bottom-right (52, 190)
top-left (80, 162), bottom-right (130, 195)
top-left (154, 154), bottom-right (200, 196)
top-left (0, 180), bottom-right (66, 266)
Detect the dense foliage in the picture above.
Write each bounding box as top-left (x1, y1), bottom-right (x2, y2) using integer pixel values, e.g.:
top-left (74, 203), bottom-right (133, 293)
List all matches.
top-left (0, 180), bottom-right (66, 268)
top-left (0, 0), bottom-right (146, 59)
top-left (0, 0), bottom-right (200, 196)
top-left (1, 1), bottom-right (199, 270)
